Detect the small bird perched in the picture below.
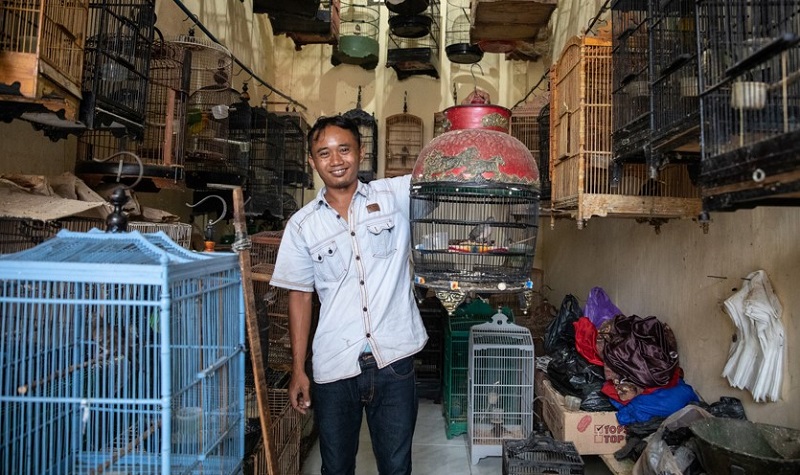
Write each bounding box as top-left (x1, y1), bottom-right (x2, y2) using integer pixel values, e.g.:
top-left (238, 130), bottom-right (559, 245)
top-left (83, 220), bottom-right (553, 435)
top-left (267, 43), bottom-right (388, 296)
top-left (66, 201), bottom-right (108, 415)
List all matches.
top-left (467, 217), bottom-right (494, 243)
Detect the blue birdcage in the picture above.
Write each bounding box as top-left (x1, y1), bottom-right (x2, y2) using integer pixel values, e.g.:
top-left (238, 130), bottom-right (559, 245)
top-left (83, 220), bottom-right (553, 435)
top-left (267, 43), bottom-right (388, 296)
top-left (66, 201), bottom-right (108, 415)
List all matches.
top-left (0, 230), bottom-right (245, 475)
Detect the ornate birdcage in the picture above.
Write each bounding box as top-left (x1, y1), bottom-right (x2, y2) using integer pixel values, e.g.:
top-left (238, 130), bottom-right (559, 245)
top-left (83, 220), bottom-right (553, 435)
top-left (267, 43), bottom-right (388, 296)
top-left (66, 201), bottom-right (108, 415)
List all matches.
top-left (697, 0), bottom-right (800, 211)
top-left (385, 93), bottom-right (424, 177)
top-left (0, 0), bottom-right (89, 140)
top-left (511, 97), bottom-right (550, 203)
top-left (267, 0), bottom-right (341, 50)
top-left (343, 86), bottom-right (379, 183)
top-left (444, 0), bottom-right (483, 64)
top-left (649, 0), bottom-right (701, 171)
top-left (611, 0), bottom-right (651, 163)
top-left (387, 0), bottom-right (441, 80)
top-left (550, 33), bottom-right (702, 228)
top-left (0, 230), bottom-right (245, 475)
top-left (468, 312), bottom-right (534, 465)
top-left (331, 0), bottom-right (379, 70)
top-left (80, 0), bottom-right (156, 140)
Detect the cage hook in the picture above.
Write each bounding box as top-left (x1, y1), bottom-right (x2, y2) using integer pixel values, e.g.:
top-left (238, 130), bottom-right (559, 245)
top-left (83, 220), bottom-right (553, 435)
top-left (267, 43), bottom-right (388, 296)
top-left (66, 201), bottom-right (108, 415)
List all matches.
top-left (470, 63), bottom-right (484, 93)
top-left (403, 91), bottom-right (408, 113)
top-left (452, 82), bottom-right (458, 105)
top-left (185, 195), bottom-right (228, 252)
top-left (92, 150), bottom-right (144, 190)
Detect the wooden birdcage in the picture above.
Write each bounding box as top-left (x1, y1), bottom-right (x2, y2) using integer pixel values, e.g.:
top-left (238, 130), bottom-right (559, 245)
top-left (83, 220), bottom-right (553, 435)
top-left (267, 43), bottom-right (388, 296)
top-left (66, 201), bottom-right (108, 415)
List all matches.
top-left (550, 33), bottom-right (702, 228)
top-left (385, 93), bottom-right (423, 177)
top-left (510, 96), bottom-right (549, 202)
top-left (0, 0), bottom-right (89, 137)
top-left (268, 0), bottom-right (340, 50)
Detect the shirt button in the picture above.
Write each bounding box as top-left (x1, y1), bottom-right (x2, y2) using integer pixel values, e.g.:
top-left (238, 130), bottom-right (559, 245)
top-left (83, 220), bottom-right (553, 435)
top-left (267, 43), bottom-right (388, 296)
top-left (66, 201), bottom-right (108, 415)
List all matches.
top-left (363, 307), bottom-right (368, 312)
top-left (350, 231), bottom-right (355, 236)
top-left (360, 280), bottom-right (365, 285)
top-left (355, 255), bottom-right (360, 260)
top-left (328, 249), bottom-right (333, 254)
top-left (366, 333), bottom-right (371, 338)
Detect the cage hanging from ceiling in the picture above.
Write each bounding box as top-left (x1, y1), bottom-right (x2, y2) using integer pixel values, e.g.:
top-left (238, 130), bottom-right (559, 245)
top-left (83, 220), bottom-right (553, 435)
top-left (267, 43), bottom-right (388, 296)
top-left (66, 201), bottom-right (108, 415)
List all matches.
top-left (649, 0), bottom-right (701, 171)
top-left (387, 0), bottom-right (441, 80)
top-left (331, 1), bottom-right (380, 70)
top-left (267, 0), bottom-right (341, 50)
top-left (510, 97), bottom-right (550, 203)
top-left (444, 0), bottom-right (483, 64)
top-left (343, 88), bottom-right (379, 183)
top-left (0, 0), bottom-right (89, 140)
top-left (697, 0), bottom-right (800, 211)
top-left (0, 229), bottom-right (245, 475)
top-left (80, 0), bottom-right (156, 140)
top-left (410, 104), bottom-right (540, 315)
top-left (610, 0), bottom-right (651, 164)
top-left (75, 39), bottom-right (190, 190)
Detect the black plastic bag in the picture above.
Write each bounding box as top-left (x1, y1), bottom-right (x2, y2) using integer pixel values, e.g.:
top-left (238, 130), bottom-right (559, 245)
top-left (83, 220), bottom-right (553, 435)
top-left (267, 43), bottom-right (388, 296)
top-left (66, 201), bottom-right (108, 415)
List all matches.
top-left (580, 389), bottom-right (616, 412)
top-left (546, 346), bottom-right (605, 399)
top-left (543, 294), bottom-right (582, 355)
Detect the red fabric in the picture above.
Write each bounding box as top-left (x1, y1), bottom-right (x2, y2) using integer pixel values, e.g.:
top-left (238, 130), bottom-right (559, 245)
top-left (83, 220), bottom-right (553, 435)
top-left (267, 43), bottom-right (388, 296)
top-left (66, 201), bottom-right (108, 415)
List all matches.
top-left (602, 367), bottom-right (683, 405)
top-left (573, 317), bottom-right (603, 366)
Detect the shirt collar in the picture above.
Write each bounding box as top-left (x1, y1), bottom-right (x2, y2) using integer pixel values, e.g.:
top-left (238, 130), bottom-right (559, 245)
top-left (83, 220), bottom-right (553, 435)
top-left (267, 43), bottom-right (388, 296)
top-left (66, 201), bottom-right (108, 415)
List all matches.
top-left (314, 181), bottom-right (372, 209)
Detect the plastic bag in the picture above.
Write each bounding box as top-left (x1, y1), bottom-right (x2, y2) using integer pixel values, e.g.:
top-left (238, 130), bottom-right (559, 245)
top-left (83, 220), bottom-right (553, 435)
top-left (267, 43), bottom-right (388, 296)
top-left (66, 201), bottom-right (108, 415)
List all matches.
top-left (632, 405), bottom-right (713, 475)
top-left (546, 346), bottom-right (605, 399)
top-left (585, 286), bottom-right (623, 327)
top-left (543, 294), bottom-right (582, 355)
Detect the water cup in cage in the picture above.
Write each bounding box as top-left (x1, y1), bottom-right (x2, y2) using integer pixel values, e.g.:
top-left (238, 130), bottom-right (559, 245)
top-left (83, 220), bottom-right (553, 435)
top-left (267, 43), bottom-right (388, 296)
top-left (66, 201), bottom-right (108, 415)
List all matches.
top-left (421, 232), bottom-right (448, 250)
top-left (211, 104), bottom-right (230, 120)
top-left (731, 81), bottom-right (767, 110)
top-left (173, 406), bottom-right (203, 453)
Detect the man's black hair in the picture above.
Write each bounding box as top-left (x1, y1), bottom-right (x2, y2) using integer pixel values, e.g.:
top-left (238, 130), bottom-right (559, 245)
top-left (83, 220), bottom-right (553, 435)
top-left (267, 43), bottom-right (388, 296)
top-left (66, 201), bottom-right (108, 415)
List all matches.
top-left (307, 115), bottom-right (362, 155)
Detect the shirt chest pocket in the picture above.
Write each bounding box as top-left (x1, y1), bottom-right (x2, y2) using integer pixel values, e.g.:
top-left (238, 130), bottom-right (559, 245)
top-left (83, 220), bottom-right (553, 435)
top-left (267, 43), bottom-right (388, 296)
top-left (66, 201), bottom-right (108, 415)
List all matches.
top-left (366, 218), bottom-right (397, 258)
top-left (309, 241), bottom-right (346, 282)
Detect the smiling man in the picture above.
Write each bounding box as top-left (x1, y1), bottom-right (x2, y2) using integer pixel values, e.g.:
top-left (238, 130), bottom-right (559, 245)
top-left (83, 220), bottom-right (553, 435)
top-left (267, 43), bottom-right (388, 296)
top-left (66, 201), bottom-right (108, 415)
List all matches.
top-left (270, 115), bottom-right (428, 475)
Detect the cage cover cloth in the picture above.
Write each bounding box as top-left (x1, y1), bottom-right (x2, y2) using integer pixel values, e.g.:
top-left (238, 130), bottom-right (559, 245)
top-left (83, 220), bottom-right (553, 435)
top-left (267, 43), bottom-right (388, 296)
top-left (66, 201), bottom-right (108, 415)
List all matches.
top-left (271, 175), bottom-right (428, 383)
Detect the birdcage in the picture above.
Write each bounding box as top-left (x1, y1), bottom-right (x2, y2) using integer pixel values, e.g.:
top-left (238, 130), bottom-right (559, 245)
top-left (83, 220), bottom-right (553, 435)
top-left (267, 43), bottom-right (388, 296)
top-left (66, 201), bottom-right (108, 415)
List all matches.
top-left (268, 0), bottom-right (341, 50)
top-left (126, 221), bottom-right (194, 248)
top-left (443, 306), bottom-right (512, 439)
top-left (502, 434), bottom-right (584, 475)
top-left (80, 0), bottom-right (156, 139)
top-left (550, 34), bottom-right (702, 227)
top-left (444, 0), bottom-right (483, 64)
top-left (0, 229), bottom-right (245, 475)
top-left (343, 88), bottom-right (379, 183)
top-left (511, 98), bottom-right (550, 202)
top-left (331, 0), bottom-right (379, 70)
top-left (697, 0), bottom-right (800, 210)
top-left (385, 94), bottom-right (424, 177)
top-left (75, 129), bottom-right (140, 186)
top-left (433, 111), bottom-right (446, 137)
top-left (611, 0), bottom-right (651, 163)
top-left (468, 312), bottom-right (534, 465)
top-left (278, 111), bottom-right (312, 189)
top-left (387, 0), bottom-right (441, 80)
top-left (0, 217), bottom-right (103, 254)
top-left (537, 103), bottom-right (551, 202)
top-left (245, 108), bottom-right (283, 219)
top-left (0, 0), bottom-right (89, 134)
top-left (649, 0), bottom-right (701, 168)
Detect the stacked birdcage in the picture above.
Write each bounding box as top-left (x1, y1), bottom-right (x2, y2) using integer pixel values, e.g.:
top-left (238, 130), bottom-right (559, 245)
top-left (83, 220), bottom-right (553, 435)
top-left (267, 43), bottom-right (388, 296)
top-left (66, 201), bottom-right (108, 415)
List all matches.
top-left (80, 0), bottom-right (156, 139)
top-left (385, 94), bottom-right (424, 177)
top-left (387, 0), bottom-right (441, 79)
top-left (697, 0), bottom-right (800, 210)
top-left (649, 0), bottom-right (701, 170)
top-left (0, 230), bottom-right (244, 475)
top-left (468, 312), bottom-right (534, 465)
top-left (550, 34), bottom-right (702, 228)
top-left (0, 0), bottom-right (89, 136)
top-left (611, 0), bottom-right (651, 163)
top-left (245, 107), bottom-right (283, 219)
top-left (511, 97), bottom-right (550, 202)
top-left (0, 217), bottom-right (102, 254)
top-left (331, 0), bottom-right (380, 69)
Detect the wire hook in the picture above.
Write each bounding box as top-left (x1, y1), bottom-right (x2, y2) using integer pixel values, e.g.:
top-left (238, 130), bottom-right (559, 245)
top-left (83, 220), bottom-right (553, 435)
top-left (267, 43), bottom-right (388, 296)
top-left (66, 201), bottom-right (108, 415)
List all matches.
top-left (92, 150), bottom-right (144, 190)
top-left (185, 195), bottom-right (228, 227)
top-left (470, 63), bottom-right (484, 93)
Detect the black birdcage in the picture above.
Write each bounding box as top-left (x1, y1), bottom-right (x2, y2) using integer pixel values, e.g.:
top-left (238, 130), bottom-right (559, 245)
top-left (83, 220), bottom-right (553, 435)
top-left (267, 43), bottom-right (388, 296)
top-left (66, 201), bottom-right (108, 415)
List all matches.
top-left (611, 0), bottom-right (651, 163)
top-left (537, 103), bottom-right (551, 202)
top-left (343, 87), bottom-right (378, 182)
top-left (278, 111), bottom-right (312, 189)
top-left (697, 0), bottom-right (800, 210)
top-left (649, 0), bottom-right (701, 172)
top-left (246, 107), bottom-right (284, 219)
top-left (75, 39), bottom-right (189, 190)
top-left (387, 0), bottom-right (441, 80)
top-left (511, 99), bottom-right (550, 203)
top-left (267, 0), bottom-right (341, 50)
top-left (331, 1), bottom-right (379, 70)
top-left (80, 0), bottom-right (156, 140)
top-left (444, 0), bottom-right (483, 64)
top-left (385, 93), bottom-right (424, 177)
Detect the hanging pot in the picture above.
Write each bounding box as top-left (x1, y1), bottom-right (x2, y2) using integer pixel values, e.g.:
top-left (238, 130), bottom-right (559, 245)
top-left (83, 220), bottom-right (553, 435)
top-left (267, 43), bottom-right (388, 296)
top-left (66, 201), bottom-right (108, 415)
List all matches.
top-left (389, 14), bottom-right (432, 39)
top-left (445, 43), bottom-right (484, 64)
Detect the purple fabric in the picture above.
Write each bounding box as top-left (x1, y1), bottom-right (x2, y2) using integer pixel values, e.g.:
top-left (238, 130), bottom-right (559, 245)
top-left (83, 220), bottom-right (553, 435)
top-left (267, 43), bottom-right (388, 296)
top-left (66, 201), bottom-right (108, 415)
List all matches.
top-left (585, 287), bottom-right (623, 327)
top-left (602, 315), bottom-right (679, 388)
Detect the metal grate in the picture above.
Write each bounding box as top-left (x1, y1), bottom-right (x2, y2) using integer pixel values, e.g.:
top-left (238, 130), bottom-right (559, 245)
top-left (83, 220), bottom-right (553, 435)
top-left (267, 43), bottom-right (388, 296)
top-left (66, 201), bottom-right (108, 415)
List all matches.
top-left (697, 0), bottom-right (800, 210)
top-left (611, 0), bottom-right (651, 163)
top-left (385, 112), bottom-right (423, 177)
top-left (649, 0), bottom-right (701, 164)
top-left (0, 230), bottom-right (244, 475)
top-left (81, 0), bottom-right (156, 139)
top-left (468, 313), bottom-right (534, 465)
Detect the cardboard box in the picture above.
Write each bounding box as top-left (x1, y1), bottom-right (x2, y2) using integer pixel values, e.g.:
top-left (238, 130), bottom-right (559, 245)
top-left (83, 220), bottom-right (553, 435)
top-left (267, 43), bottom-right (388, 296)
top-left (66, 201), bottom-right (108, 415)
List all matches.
top-left (536, 371), bottom-right (626, 455)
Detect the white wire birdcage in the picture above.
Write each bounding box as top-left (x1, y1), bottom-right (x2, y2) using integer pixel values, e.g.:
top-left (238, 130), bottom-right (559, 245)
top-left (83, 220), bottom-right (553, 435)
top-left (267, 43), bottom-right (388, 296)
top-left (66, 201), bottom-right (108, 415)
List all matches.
top-left (468, 311), bottom-right (534, 465)
top-left (0, 229), bottom-right (245, 475)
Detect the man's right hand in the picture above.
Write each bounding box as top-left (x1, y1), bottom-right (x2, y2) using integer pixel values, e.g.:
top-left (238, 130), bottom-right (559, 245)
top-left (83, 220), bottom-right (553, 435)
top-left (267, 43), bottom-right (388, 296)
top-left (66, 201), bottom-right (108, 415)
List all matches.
top-left (289, 370), bottom-right (312, 415)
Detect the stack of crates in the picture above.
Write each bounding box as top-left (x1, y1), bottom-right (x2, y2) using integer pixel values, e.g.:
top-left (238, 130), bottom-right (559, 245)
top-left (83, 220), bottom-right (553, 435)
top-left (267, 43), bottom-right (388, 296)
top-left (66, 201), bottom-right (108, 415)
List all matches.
top-left (443, 300), bottom-right (512, 439)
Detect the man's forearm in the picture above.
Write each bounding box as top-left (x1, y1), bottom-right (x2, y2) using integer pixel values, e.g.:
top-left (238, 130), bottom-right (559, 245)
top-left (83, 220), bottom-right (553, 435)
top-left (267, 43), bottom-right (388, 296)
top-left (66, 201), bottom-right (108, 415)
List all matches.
top-left (288, 290), bottom-right (313, 372)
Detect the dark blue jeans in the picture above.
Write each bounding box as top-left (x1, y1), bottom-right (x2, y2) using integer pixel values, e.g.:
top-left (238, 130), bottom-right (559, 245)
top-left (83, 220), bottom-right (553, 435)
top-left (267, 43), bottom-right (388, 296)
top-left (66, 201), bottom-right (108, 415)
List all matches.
top-left (313, 354), bottom-right (418, 475)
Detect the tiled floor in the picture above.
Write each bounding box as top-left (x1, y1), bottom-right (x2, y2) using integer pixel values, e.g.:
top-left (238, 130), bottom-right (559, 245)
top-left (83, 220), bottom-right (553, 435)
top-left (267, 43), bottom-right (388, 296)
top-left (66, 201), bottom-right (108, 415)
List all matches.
top-left (301, 399), bottom-right (614, 474)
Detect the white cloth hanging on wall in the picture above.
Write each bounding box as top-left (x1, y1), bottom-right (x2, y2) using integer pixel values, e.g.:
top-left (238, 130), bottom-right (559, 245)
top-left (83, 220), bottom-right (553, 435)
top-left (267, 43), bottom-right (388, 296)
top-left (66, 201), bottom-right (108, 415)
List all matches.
top-left (721, 270), bottom-right (785, 402)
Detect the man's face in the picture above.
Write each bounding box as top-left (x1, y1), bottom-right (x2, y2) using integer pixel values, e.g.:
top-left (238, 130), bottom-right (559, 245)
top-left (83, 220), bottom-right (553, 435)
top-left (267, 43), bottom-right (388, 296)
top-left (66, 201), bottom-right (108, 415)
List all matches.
top-left (309, 125), bottom-right (363, 190)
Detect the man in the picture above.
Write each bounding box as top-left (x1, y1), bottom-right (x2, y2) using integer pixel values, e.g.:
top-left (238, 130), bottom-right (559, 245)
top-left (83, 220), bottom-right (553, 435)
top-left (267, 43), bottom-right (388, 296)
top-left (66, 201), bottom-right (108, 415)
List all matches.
top-left (270, 115), bottom-right (428, 475)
